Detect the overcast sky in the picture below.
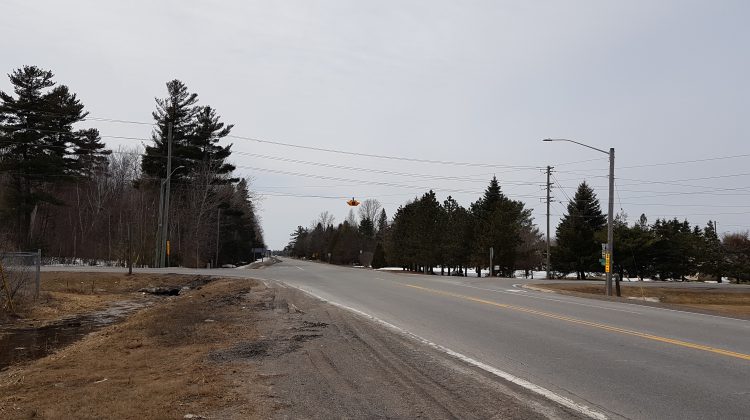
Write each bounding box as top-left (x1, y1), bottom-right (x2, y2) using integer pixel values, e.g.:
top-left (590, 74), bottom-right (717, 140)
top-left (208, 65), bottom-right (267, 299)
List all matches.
top-left (3, 0), bottom-right (749, 249)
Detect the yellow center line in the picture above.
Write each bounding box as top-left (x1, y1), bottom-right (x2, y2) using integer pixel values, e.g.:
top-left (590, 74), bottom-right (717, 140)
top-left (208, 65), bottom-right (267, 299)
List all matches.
top-left (404, 283), bottom-right (750, 361)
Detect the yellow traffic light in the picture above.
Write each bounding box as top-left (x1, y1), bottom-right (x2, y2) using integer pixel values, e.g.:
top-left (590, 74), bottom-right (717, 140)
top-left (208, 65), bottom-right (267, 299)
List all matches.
top-left (346, 197), bottom-right (360, 206)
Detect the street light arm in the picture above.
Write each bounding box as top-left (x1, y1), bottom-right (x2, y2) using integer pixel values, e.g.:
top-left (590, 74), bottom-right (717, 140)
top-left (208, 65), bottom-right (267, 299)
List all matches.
top-left (166, 165), bottom-right (186, 180)
top-left (543, 138), bottom-right (609, 155)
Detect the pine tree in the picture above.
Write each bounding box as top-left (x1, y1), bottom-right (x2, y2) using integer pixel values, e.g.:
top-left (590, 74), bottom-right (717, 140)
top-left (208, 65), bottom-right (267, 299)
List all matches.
top-left (471, 177), bottom-right (531, 276)
top-left (358, 217), bottom-right (375, 238)
top-left (371, 242), bottom-right (387, 269)
top-left (188, 105), bottom-right (236, 182)
top-left (441, 196), bottom-right (471, 273)
top-left (551, 182), bottom-right (606, 279)
top-left (651, 218), bottom-right (699, 280)
top-left (142, 79), bottom-right (198, 180)
top-left (701, 221), bottom-right (724, 282)
top-left (220, 179), bottom-right (264, 264)
top-left (0, 66), bottom-right (101, 248)
top-left (143, 81), bottom-right (237, 184)
top-left (376, 208), bottom-right (388, 237)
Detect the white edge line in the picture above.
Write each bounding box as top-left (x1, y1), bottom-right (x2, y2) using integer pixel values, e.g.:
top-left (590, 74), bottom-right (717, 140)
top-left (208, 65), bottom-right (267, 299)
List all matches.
top-left (271, 280), bottom-right (609, 420)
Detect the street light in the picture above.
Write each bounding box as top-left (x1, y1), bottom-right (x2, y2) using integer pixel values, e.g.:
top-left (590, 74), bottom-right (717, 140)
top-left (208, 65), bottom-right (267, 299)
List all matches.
top-left (543, 138), bottom-right (615, 296)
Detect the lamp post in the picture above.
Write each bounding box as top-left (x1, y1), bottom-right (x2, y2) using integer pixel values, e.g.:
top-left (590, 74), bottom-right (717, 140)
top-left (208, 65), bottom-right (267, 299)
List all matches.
top-left (543, 139), bottom-right (615, 296)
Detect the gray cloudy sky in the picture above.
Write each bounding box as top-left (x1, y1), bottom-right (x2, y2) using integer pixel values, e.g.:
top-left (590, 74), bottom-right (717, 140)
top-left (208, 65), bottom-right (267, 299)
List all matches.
top-left (3, 0), bottom-right (749, 248)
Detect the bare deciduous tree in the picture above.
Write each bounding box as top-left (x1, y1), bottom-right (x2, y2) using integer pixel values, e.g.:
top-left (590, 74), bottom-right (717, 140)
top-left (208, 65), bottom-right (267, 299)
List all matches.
top-left (358, 199), bottom-right (381, 223)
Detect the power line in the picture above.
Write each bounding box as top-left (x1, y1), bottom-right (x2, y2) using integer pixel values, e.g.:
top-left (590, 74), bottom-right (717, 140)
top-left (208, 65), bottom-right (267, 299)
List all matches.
top-left (227, 134), bottom-right (542, 170)
top-left (619, 153), bottom-right (750, 169)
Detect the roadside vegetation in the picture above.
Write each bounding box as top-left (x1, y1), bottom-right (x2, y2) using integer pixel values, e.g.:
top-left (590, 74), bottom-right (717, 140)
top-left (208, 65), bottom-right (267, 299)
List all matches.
top-left (287, 181), bottom-right (750, 284)
top-left (533, 283), bottom-right (750, 318)
top-left (0, 65), bottom-right (264, 270)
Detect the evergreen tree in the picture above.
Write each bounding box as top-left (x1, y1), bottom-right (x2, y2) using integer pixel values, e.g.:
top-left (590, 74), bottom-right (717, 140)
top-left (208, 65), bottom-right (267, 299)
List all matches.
top-left (701, 221), bottom-right (725, 282)
top-left (613, 213), bottom-right (656, 280)
top-left (0, 66), bottom-right (104, 248)
top-left (288, 226), bottom-right (308, 257)
top-left (188, 105), bottom-right (236, 182)
top-left (220, 179), bottom-right (264, 264)
top-left (414, 190), bottom-right (443, 272)
top-left (723, 232), bottom-right (750, 283)
top-left (441, 196), bottom-right (471, 273)
top-left (376, 208), bottom-right (388, 237)
top-left (471, 177), bottom-right (531, 276)
top-left (358, 217), bottom-right (375, 239)
top-left (551, 182), bottom-right (606, 279)
top-left (70, 128), bottom-right (111, 177)
top-left (651, 218), bottom-right (700, 280)
top-left (371, 242), bottom-right (387, 269)
top-left (142, 79), bottom-right (198, 180)
top-left (389, 199), bottom-right (420, 269)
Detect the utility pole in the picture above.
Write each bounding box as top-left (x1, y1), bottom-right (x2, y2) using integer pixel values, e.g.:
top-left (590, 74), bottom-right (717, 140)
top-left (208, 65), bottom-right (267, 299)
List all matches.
top-left (160, 123), bottom-right (173, 268)
top-left (155, 180), bottom-right (164, 268)
top-left (546, 166), bottom-right (553, 280)
top-left (606, 148), bottom-right (615, 296)
top-left (489, 246), bottom-right (494, 277)
top-left (543, 139), bottom-right (616, 296)
top-left (215, 208), bottom-right (221, 268)
top-left (127, 222), bottom-right (133, 275)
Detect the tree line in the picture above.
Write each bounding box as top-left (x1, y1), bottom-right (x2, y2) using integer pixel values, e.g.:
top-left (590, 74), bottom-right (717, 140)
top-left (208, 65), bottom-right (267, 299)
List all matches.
top-left (0, 65), bottom-right (264, 267)
top-left (286, 177), bottom-right (545, 277)
top-left (288, 179), bottom-right (750, 284)
top-left (554, 182), bottom-right (750, 283)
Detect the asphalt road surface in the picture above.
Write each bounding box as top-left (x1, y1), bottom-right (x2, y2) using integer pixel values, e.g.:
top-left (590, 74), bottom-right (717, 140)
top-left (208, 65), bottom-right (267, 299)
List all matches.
top-left (49, 260), bottom-right (750, 419)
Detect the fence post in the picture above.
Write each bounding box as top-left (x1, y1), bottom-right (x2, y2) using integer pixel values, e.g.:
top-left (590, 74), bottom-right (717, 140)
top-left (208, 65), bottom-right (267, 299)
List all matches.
top-left (36, 249), bottom-right (41, 299)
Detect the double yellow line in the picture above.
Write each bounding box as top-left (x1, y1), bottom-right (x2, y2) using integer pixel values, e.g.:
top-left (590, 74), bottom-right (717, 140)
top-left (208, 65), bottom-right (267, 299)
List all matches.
top-left (404, 283), bottom-right (750, 361)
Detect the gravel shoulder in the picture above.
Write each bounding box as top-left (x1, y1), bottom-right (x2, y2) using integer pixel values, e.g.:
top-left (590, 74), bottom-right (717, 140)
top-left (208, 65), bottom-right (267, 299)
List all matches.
top-left (528, 282), bottom-right (750, 319)
top-left (1, 274), bottom-right (583, 419)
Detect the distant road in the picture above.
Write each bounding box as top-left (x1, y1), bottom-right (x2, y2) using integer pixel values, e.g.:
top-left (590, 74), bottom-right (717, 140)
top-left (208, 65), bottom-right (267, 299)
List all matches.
top-left (49, 260), bottom-right (750, 419)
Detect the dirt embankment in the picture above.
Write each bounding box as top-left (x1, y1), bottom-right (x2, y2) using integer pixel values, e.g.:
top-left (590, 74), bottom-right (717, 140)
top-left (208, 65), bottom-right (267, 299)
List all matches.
top-left (4, 272), bottom-right (210, 327)
top-left (532, 283), bottom-right (750, 319)
top-left (1, 273), bottom-right (582, 419)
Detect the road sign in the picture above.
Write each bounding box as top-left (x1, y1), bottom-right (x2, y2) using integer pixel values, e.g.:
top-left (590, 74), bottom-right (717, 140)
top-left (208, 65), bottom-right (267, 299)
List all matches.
top-left (601, 243), bottom-right (607, 259)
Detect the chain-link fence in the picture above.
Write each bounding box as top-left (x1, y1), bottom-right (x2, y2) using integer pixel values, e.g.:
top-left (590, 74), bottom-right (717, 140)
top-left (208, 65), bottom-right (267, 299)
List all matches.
top-left (1, 251), bottom-right (41, 310)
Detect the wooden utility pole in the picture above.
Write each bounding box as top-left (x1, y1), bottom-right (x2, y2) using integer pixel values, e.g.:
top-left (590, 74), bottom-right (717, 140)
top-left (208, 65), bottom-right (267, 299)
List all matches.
top-left (215, 208), bottom-right (221, 268)
top-left (127, 223), bottom-right (133, 275)
top-left (546, 166), bottom-right (553, 279)
top-left (160, 122), bottom-right (173, 268)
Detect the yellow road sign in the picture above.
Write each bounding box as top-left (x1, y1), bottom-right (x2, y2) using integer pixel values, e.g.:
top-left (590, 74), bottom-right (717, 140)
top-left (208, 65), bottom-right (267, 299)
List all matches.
top-left (605, 253), bottom-right (611, 273)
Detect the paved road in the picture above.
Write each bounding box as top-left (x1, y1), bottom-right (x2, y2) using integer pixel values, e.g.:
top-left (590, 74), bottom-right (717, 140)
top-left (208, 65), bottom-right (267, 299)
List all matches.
top-left (49, 261), bottom-right (750, 419)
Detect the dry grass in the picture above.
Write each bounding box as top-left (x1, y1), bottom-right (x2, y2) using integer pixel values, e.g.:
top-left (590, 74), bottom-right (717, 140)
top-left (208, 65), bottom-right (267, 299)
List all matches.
top-left (536, 283), bottom-right (750, 317)
top-left (8, 272), bottom-right (209, 326)
top-left (0, 278), bottom-right (261, 419)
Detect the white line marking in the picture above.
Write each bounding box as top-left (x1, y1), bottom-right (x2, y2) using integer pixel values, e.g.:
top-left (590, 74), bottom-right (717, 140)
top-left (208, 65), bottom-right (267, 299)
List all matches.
top-left (295, 266), bottom-right (304, 271)
top-left (277, 281), bottom-right (609, 420)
